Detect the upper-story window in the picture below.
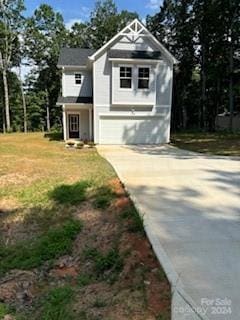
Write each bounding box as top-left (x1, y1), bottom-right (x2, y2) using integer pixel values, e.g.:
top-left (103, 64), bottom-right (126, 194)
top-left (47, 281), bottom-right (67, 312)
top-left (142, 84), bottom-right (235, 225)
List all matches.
top-left (120, 66), bottom-right (132, 89)
top-left (138, 67), bottom-right (150, 89)
top-left (75, 73), bottom-right (82, 85)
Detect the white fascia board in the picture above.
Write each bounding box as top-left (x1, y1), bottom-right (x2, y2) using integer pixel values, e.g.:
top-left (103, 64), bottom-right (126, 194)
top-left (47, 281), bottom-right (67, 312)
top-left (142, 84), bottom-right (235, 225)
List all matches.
top-left (111, 102), bottom-right (154, 106)
top-left (109, 58), bottom-right (162, 64)
top-left (56, 102), bottom-right (93, 107)
top-left (99, 113), bottom-right (163, 118)
top-left (57, 65), bottom-right (88, 69)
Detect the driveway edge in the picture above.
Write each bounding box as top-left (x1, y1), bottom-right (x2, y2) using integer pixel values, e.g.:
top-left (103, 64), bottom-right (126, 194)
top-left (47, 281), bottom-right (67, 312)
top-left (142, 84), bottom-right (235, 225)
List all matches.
top-left (97, 147), bottom-right (210, 320)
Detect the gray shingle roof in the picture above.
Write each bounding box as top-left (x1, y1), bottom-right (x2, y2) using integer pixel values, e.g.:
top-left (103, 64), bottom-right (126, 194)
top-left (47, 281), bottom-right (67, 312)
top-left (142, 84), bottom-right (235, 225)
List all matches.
top-left (108, 50), bottom-right (162, 60)
top-left (58, 48), bottom-right (96, 67)
top-left (57, 96), bottom-right (93, 104)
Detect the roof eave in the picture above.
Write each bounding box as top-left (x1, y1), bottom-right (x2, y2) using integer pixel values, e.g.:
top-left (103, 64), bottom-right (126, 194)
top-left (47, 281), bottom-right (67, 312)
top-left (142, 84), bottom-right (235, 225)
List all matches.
top-left (108, 58), bottom-right (162, 63)
top-left (57, 64), bottom-right (88, 69)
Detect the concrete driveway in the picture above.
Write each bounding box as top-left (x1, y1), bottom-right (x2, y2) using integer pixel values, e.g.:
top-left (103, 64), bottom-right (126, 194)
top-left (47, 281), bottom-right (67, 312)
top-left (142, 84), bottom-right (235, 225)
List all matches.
top-left (97, 145), bottom-right (240, 320)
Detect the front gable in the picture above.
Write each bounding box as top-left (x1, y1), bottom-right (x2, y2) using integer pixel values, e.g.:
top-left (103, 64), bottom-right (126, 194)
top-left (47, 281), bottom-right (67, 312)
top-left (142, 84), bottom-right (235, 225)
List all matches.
top-left (89, 19), bottom-right (178, 65)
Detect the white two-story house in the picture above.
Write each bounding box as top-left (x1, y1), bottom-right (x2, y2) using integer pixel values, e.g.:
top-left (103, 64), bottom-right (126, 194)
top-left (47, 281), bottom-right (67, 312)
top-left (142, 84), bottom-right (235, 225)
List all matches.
top-left (57, 19), bottom-right (178, 144)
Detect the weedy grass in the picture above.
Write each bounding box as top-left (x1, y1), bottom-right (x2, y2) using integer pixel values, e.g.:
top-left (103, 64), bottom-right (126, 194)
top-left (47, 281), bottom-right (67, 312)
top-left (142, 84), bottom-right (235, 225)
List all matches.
top-left (0, 303), bottom-right (9, 318)
top-left (92, 297), bottom-right (107, 308)
top-left (49, 181), bottom-right (91, 205)
top-left (92, 185), bottom-right (116, 209)
top-left (121, 203), bottom-right (145, 234)
top-left (77, 274), bottom-right (94, 287)
top-left (40, 286), bottom-right (75, 320)
top-left (0, 219), bottom-right (82, 276)
top-left (83, 247), bottom-right (123, 283)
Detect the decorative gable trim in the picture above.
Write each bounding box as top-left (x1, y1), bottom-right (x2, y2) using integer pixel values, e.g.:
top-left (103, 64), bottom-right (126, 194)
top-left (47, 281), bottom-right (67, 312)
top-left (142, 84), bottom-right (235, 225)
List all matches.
top-left (89, 19), bottom-right (178, 65)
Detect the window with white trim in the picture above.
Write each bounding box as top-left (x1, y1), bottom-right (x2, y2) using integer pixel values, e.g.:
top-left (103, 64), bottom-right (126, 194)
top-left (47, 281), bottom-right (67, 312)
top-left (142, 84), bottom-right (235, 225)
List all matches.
top-left (75, 73), bottom-right (82, 85)
top-left (120, 66), bottom-right (132, 88)
top-left (138, 67), bottom-right (150, 89)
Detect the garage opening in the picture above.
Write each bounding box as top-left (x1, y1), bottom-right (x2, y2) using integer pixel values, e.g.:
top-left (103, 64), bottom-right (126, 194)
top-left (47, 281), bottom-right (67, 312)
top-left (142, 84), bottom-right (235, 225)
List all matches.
top-left (99, 115), bottom-right (167, 144)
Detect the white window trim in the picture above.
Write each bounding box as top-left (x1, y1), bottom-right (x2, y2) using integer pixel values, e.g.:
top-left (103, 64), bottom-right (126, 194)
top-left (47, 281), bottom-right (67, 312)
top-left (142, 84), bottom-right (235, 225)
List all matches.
top-left (74, 72), bottom-right (83, 86)
top-left (137, 65), bottom-right (151, 91)
top-left (112, 63), bottom-right (156, 106)
top-left (119, 64), bottom-right (133, 91)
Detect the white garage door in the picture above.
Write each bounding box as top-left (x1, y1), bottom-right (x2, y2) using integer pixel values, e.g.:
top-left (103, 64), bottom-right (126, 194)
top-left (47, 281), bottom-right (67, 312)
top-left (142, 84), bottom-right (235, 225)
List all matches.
top-left (99, 115), bottom-right (167, 144)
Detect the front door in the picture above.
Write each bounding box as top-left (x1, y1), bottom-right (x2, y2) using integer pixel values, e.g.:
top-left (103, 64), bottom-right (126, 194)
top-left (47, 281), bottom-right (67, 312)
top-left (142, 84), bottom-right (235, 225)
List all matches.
top-left (68, 114), bottom-right (80, 139)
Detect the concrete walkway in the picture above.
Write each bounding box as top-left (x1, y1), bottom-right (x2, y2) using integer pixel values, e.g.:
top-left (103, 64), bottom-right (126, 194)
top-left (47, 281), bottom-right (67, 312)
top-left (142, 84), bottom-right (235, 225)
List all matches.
top-left (97, 145), bottom-right (240, 320)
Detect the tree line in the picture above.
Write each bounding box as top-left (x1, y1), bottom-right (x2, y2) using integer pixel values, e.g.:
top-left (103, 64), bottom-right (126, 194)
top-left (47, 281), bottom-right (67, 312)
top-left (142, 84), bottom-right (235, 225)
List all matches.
top-left (0, 0), bottom-right (239, 134)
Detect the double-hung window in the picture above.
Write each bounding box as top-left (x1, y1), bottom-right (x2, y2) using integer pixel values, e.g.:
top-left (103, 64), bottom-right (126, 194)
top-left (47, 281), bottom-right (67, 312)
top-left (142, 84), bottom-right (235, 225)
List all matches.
top-left (120, 66), bottom-right (132, 89)
top-left (138, 67), bottom-right (150, 89)
top-left (75, 73), bottom-right (82, 85)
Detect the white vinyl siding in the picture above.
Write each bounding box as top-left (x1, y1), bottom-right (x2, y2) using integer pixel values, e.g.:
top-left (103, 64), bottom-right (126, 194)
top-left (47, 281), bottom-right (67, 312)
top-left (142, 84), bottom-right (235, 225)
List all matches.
top-left (62, 70), bottom-right (92, 97)
top-left (94, 53), bottom-right (111, 105)
top-left (93, 52), bottom-right (111, 143)
top-left (99, 115), bottom-right (168, 144)
top-left (156, 61), bottom-right (173, 106)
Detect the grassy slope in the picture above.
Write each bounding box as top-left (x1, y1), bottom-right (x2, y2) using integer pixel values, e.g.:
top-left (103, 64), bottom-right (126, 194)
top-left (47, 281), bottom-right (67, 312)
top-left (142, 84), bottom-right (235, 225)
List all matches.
top-left (171, 132), bottom-right (240, 156)
top-left (0, 133), bottom-right (170, 320)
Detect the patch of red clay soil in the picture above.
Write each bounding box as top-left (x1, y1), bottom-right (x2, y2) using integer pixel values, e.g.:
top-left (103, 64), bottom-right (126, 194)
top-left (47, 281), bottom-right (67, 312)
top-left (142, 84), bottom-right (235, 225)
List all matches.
top-left (49, 266), bottom-right (78, 278)
top-left (120, 233), bottom-right (154, 265)
top-left (146, 271), bottom-right (170, 316)
top-left (109, 178), bottom-right (125, 196)
top-left (113, 196), bottom-right (131, 211)
top-left (119, 232), bottom-right (171, 317)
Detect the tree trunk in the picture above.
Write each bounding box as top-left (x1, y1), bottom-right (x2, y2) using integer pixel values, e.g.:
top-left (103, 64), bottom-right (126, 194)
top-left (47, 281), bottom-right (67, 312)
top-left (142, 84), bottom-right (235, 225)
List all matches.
top-left (2, 104), bottom-right (6, 133)
top-left (45, 90), bottom-right (50, 132)
top-left (0, 51), bottom-right (10, 132)
top-left (229, 34), bottom-right (234, 131)
top-left (21, 82), bottom-right (27, 133)
top-left (200, 43), bottom-right (207, 130)
top-left (18, 66), bottom-right (27, 133)
top-left (2, 68), bottom-right (10, 132)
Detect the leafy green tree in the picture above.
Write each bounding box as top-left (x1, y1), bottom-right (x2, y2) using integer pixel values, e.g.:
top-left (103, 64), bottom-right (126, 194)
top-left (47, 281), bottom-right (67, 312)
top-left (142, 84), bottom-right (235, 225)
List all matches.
top-left (0, 69), bottom-right (23, 132)
top-left (86, 0), bottom-right (138, 49)
top-left (67, 22), bottom-right (90, 48)
top-left (0, 0), bottom-right (25, 132)
top-left (24, 4), bottom-right (67, 131)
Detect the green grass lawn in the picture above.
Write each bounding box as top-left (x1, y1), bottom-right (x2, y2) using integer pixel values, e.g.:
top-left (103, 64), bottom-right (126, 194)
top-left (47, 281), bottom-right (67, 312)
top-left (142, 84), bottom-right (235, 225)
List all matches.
top-left (171, 132), bottom-right (240, 156)
top-left (0, 133), bottom-right (170, 320)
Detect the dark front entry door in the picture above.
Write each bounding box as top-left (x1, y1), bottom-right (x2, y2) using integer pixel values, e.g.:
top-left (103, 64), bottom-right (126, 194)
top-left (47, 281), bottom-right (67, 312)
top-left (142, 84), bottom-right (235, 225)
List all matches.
top-left (68, 114), bottom-right (80, 139)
